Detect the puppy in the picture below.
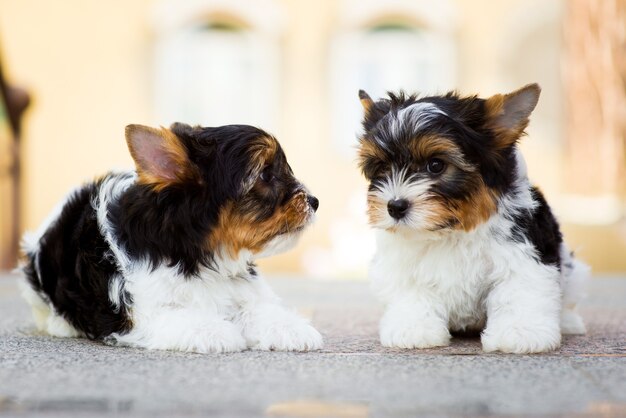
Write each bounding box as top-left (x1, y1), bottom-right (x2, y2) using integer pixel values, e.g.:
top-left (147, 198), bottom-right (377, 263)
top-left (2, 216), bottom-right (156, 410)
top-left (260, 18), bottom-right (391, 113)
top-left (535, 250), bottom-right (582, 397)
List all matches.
top-left (20, 123), bottom-right (323, 353)
top-left (357, 84), bottom-right (588, 353)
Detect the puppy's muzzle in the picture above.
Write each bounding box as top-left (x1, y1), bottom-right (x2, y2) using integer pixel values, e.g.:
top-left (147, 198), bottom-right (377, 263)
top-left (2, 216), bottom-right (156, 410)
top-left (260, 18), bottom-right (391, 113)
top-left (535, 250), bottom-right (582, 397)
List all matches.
top-left (307, 195), bottom-right (319, 212)
top-left (387, 198), bottom-right (409, 220)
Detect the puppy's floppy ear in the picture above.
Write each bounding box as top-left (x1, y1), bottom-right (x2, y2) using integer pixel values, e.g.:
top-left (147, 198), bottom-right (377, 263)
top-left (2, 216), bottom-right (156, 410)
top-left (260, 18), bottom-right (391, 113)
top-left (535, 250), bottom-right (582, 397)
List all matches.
top-left (359, 90), bottom-right (374, 114)
top-left (125, 124), bottom-right (195, 190)
top-left (484, 83), bottom-right (541, 146)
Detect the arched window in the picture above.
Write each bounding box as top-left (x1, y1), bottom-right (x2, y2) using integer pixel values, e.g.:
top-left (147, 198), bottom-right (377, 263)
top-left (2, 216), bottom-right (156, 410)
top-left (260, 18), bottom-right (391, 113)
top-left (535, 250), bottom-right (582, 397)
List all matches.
top-left (153, 1), bottom-right (283, 131)
top-left (329, 2), bottom-right (456, 156)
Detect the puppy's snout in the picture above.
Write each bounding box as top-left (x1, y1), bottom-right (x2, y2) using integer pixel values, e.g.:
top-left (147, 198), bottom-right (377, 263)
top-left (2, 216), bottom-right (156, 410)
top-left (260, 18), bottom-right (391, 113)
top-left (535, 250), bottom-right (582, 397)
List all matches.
top-left (307, 195), bottom-right (319, 212)
top-left (387, 199), bottom-right (409, 220)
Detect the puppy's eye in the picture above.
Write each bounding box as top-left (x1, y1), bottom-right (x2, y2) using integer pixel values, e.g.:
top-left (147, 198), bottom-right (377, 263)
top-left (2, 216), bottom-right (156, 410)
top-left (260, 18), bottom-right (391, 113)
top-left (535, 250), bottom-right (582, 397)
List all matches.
top-left (426, 158), bottom-right (446, 175)
top-left (260, 166), bottom-right (275, 183)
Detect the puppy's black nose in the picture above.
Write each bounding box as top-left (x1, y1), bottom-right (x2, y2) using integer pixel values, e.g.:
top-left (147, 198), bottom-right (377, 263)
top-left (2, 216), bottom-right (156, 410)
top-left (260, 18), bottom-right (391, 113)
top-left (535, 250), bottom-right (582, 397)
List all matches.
top-left (307, 195), bottom-right (319, 212)
top-left (387, 199), bottom-right (409, 219)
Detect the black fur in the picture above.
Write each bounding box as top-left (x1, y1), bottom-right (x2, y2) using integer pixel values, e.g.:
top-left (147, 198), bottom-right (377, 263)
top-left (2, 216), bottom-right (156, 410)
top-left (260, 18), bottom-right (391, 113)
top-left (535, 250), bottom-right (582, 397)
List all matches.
top-left (247, 261), bottom-right (258, 278)
top-left (510, 187), bottom-right (563, 269)
top-left (22, 123), bottom-right (298, 340)
top-left (360, 89), bottom-right (563, 267)
top-left (110, 124), bottom-right (292, 276)
top-left (360, 91), bottom-right (519, 198)
top-left (23, 182), bottom-right (132, 339)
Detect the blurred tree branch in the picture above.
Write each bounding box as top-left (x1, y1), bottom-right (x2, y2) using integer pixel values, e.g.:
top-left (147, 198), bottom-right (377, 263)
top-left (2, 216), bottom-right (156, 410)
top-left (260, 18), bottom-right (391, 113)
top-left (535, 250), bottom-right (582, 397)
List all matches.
top-left (0, 53), bottom-right (30, 270)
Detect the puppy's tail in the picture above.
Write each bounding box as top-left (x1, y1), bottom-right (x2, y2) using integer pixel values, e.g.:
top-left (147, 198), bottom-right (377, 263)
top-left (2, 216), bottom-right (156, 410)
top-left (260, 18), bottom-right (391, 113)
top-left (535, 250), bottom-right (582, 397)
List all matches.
top-left (559, 245), bottom-right (589, 335)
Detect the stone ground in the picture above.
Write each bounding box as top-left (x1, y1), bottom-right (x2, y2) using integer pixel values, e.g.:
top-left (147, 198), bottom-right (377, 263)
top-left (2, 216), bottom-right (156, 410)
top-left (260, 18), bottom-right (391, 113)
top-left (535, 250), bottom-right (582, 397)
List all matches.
top-left (0, 273), bottom-right (625, 418)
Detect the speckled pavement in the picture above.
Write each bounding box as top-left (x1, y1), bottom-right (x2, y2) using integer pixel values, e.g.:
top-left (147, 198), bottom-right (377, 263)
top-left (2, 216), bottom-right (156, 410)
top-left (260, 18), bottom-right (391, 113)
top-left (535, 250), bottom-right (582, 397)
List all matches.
top-left (1, 273), bottom-right (625, 418)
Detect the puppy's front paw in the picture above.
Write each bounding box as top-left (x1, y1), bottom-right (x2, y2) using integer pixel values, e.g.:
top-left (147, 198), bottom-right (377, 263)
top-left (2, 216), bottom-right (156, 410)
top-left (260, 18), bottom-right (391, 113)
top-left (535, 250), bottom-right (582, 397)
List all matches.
top-left (380, 315), bottom-right (450, 349)
top-left (560, 309), bottom-right (586, 335)
top-left (482, 322), bottom-right (561, 354)
top-left (243, 306), bottom-right (323, 351)
top-left (114, 318), bottom-right (248, 354)
top-left (184, 320), bottom-right (247, 354)
top-left (253, 321), bottom-right (323, 352)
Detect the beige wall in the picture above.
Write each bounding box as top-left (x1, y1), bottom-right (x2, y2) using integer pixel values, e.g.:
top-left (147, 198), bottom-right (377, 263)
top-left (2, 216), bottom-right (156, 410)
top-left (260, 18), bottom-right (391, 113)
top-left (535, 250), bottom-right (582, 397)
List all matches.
top-left (1, 0), bottom-right (624, 275)
top-left (0, 0), bottom-right (153, 231)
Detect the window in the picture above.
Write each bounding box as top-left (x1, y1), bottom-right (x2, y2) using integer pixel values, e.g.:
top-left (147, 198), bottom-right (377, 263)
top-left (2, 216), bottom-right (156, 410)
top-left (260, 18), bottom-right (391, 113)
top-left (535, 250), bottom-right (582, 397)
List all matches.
top-left (153, 4), bottom-right (282, 132)
top-left (329, 10), bottom-right (456, 156)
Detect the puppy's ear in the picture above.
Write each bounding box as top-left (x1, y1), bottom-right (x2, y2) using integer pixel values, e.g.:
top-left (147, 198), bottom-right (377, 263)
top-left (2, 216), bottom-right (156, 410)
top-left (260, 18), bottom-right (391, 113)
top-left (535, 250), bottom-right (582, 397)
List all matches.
top-left (359, 89), bottom-right (391, 133)
top-left (359, 90), bottom-right (374, 114)
top-left (169, 122), bottom-right (196, 137)
top-left (484, 83), bottom-right (540, 146)
top-left (125, 124), bottom-right (195, 190)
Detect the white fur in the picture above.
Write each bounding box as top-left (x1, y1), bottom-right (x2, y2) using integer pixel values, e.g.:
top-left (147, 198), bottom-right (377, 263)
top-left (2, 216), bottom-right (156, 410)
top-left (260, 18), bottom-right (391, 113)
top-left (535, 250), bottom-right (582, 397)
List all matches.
top-left (390, 102), bottom-right (446, 139)
top-left (369, 167), bottom-right (435, 230)
top-left (369, 152), bottom-right (588, 354)
top-left (18, 280), bottom-right (82, 338)
top-left (108, 251), bottom-right (322, 353)
top-left (22, 172), bottom-right (322, 353)
top-left (373, 102), bottom-right (446, 152)
top-left (256, 232), bottom-right (305, 259)
top-left (95, 172), bottom-right (136, 275)
top-left (558, 245), bottom-right (588, 335)
top-left (107, 274), bottom-right (128, 314)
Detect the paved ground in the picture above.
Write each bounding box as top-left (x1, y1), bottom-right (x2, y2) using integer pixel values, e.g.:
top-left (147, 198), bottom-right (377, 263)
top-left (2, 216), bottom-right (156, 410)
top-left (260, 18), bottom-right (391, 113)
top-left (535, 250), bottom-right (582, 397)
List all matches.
top-left (1, 273), bottom-right (625, 418)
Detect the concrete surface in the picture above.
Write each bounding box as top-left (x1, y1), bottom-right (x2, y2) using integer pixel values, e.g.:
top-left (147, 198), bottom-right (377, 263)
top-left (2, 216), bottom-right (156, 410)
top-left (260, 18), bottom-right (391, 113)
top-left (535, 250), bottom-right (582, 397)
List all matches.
top-left (0, 273), bottom-right (625, 418)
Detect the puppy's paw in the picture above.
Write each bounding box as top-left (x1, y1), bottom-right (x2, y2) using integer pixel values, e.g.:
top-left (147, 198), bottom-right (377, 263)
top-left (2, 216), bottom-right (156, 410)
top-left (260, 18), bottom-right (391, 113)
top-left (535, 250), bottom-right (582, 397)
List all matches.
top-left (253, 321), bottom-right (323, 352)
top-left (110, 318), bottom-right (248, 354)
top-left (242, 305), bottom-right (323, 351)
top-left (560, 309), bottom-right (586, 335)
top-left (380, 316), bottom-right (451, 349)
top-left (191, 321), bottom-right (248, 354)
top-left (482, 322), bottom-right (561, 354)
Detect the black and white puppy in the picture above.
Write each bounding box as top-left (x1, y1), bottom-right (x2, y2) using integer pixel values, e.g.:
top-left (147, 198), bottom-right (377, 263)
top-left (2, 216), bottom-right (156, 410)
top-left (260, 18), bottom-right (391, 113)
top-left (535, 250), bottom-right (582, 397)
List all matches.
top-left (20, 123), bottom-right (323, 353)
top-left (357, 84), bottom-right (588, 353)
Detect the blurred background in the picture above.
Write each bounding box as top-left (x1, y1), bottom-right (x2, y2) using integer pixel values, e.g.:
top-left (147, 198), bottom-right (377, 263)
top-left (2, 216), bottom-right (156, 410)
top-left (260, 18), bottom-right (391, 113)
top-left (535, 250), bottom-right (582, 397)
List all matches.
top-left (0, 0), bottom-right (624, 279)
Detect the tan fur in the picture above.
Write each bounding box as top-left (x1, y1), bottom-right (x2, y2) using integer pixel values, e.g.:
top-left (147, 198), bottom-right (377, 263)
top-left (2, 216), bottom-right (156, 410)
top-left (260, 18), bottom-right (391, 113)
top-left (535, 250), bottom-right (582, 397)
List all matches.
top-left (360, 84), bottom-right (540, 234)
top-left (359, 90), bottom-right (375, 115)
top-left (358, 139), bottom-right (387, 163)
top-left (360, 98), bottom-right (373, 113)
top-left (448, 182), bottom-right (498, 231)
top-left (367, 194), bottom-right (387, 225)
top-left (209, 192), bottom-right (310, 257)
top-left (418, 178), bottom-right (497, 232)
top-left (412, 135), bottom-right (497, 231)
top-left (409, 135), bottom-right (474, 171)
top-left (484, 83), bottom-right (540, 148)
top-left (484, 94), bottom-right (517, 146)
top-left (206, 133), bottom-right (307, 256)
top-left (248, 135), bottom-right (279, 171)
top-left (125, 125), bottom-right (199, 192)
